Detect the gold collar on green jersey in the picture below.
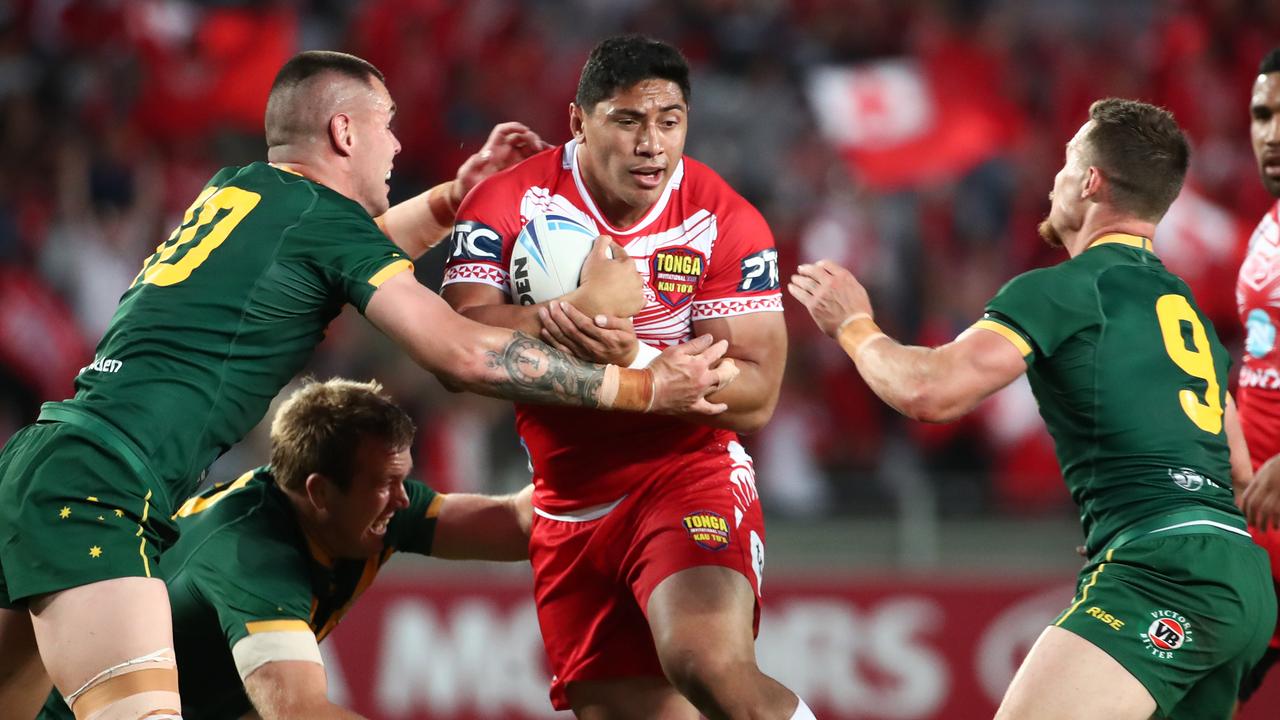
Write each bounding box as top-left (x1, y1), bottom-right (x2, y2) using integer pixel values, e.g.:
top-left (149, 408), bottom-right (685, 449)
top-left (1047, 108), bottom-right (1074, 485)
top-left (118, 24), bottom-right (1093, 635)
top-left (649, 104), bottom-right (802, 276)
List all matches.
top-left (1087, 233), bottom-right (1153, 252)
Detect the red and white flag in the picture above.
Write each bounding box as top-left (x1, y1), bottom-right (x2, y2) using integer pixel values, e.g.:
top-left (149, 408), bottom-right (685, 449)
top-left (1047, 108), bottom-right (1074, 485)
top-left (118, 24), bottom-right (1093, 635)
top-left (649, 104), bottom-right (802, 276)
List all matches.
top-left (807, 59), bottom-right (1012, 191)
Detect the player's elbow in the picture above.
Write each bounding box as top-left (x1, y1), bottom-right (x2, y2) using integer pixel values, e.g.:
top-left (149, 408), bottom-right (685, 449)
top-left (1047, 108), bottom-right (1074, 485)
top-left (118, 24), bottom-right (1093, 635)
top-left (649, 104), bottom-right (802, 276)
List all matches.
top-left (898, 385), bottom-right (968, 424)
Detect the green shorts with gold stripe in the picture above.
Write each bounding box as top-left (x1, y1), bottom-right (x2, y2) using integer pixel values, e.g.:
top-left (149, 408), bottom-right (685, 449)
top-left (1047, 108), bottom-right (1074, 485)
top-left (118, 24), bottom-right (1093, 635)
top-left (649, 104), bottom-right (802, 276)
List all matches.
top-left (0, 419), bottom-right (179, 607)
top-left (1054, 510), bottom-right (1276, 720)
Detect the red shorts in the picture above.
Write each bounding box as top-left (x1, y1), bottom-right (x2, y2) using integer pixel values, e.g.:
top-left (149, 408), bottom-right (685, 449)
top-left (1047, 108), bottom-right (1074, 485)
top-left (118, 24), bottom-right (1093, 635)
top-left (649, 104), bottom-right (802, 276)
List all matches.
top-left (528, 448), bottom-right (766, 710)
top-left (1249, 523), bottom-right (1280, 649)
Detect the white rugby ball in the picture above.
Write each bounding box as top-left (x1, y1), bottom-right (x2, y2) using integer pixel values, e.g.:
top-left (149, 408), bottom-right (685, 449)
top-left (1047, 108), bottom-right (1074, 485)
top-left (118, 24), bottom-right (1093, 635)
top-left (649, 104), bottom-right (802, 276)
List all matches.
top-left (509, 214), bottom-right (601, 305)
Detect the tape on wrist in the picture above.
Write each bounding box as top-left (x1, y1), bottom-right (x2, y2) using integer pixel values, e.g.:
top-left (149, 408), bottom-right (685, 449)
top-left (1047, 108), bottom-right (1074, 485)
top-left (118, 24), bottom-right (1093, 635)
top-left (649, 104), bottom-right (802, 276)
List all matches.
top-left (836, 316), bottom-right (888, 363)
top-left (426, 181), bottom-right (461, 228)
top-left (602, 366), bottom-right (655, 412)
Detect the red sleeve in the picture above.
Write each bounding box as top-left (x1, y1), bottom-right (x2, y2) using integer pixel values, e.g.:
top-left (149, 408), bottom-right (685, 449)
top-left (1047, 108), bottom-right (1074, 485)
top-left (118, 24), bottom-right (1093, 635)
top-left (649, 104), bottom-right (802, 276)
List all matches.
top-left (691, 198), bottom-right (783, 321)
top-left (441, 172), bottom-right (523, 296)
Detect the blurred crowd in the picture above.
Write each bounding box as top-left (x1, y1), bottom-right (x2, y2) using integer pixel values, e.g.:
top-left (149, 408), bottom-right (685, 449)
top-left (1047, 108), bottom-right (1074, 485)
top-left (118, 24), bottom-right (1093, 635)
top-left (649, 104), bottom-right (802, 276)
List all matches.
top-left (1, 0), bottom-right (1277, 519)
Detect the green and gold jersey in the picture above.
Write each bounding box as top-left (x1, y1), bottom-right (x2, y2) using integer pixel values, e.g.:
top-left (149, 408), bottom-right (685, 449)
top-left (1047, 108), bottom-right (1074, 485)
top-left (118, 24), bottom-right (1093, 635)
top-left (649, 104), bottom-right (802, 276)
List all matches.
top-left (48, 163), bottom-right (412, 511)
top-left (976, 234), bottom-right (1240, 554)
top-left (147, 468), bottom-right (437, 720)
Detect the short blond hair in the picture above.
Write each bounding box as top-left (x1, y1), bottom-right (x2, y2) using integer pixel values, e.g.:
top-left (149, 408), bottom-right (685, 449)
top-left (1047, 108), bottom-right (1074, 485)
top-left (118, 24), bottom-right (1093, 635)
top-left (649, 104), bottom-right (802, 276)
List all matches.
top-left (270, 378), bottom-right (415, 493)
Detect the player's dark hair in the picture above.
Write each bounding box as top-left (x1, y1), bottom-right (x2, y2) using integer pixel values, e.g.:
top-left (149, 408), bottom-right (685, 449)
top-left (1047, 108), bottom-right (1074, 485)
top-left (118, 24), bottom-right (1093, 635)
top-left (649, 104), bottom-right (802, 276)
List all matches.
top-left (270, 378), bottom-right (415, 494)
top-left (265, 51), bottom-right (385, 148)
top-left (575, 35), bottom-right (691, 111)
top-left (1082, 98), bottom-right (1190, 221)
top-left (1261, 48), bottom-right (1280, 75)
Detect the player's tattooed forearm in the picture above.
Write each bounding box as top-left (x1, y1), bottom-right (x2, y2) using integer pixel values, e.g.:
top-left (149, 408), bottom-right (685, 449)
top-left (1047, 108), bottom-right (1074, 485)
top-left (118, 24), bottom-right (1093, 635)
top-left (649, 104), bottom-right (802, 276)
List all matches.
top-left (487, 331), bottom-right (605, 408)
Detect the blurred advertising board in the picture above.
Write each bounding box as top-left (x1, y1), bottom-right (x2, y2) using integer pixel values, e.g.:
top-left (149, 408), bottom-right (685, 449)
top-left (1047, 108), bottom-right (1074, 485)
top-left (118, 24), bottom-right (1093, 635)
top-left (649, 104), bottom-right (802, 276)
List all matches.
top-left (322, 576), bottom-right (1279, 719)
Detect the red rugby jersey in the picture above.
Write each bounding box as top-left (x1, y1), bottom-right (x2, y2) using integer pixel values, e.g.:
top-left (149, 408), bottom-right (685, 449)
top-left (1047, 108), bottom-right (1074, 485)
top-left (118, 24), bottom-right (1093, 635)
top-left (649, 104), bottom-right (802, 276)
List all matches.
top-left (443, 141), bottom-right (782, 512)
top-left (1237, 199), bottom-right (1280, 470)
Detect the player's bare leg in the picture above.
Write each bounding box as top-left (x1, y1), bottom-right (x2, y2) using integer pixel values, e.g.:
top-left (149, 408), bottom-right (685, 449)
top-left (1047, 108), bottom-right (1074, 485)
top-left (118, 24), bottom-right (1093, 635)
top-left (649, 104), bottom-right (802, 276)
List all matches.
top-left (567, 676), bottom-right (699, 720)
top-left (0, 606), bottom-right (53, 718)
top-left (648, 566), bottom-right (799, 720)
top-left (995, 625), bottom-right (1157, 720)
top-left (30, 576), bottom-right (181, 719)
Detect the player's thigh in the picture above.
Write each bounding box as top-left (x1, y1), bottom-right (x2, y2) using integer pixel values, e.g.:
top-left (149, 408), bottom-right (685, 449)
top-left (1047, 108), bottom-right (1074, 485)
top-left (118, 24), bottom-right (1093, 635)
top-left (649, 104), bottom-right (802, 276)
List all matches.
top-left (995, 625), bottom-right (1157, 720)
top-left (0, 606), bottom-right (53, 720)
top-left (567, 676), bottom-right (699, 720)
top-left (0, 423), bottom-right (173, 605)
top-left (28, 576), bottom-right (173, 699)
top-left (646, 565), bottom-right (759, 673)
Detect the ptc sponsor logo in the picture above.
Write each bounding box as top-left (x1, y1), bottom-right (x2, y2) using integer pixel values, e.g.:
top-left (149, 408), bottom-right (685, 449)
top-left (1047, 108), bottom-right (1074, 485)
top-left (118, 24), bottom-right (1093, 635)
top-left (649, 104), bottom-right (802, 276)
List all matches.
top-left (450, 221), bottom-right (502, 261)
top-left (1140, 610), bottom-right (1192, 659)
top-left (650, 247), bottom-right (705, 309)
top-left (739, 248), bottom-right (779, 292)
top-left (682, 510), bottom-right (730, 551)
top-left (1084, 606), bottom-right (1125, 631)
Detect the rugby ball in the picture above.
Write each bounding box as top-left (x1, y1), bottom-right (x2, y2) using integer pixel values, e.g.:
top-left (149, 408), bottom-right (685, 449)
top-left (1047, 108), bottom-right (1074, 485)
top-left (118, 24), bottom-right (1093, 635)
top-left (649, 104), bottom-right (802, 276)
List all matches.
top-left (509, 214), bottom-right (601, 305)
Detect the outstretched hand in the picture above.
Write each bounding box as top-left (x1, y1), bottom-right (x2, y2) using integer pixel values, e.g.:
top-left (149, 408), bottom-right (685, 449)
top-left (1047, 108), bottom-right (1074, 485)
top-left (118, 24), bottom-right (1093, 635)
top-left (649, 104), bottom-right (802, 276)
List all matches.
top-left (788, 260), bottom-right (874, 337)
top-left (455, 122), bottom-right (551, 202)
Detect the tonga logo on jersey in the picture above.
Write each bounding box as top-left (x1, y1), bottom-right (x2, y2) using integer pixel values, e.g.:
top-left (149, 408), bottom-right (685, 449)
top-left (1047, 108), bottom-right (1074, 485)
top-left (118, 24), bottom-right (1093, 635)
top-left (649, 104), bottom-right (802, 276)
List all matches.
top-left (682, 510), bottom-right (730, 551)
top-left (1140, 609), bottom-right (1192, 659)
top-left (650, 247), bottom-right (705, 309)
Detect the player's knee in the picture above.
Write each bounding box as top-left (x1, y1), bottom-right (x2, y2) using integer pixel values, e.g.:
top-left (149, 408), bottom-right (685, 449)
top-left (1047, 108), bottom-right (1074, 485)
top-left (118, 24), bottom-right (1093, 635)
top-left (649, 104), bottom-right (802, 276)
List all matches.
top-left (65, 649), bottom-right (182, 720)
top-left (659, 646), bottom-right (757, 706)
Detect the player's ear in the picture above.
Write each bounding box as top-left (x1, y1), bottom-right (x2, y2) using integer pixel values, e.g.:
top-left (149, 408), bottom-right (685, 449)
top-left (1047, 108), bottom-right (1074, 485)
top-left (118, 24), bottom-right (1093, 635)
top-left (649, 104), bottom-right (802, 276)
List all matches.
top-left (569, 103), bottom-right (586, 142)
top-left (329, 113), bottom-right (355, 157)
top-left (303, 472), bottom-right (333, 513)
top-left (1081, 166), bottom-right (1102, 200)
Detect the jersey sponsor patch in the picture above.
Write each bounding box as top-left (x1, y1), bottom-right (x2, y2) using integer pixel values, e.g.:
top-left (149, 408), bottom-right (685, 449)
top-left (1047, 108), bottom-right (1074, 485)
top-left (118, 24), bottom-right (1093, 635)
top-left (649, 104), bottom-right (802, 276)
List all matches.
top-left (650, 247), bottom-right (706, 308)
top-left (682, 510), bottom-right (730, 551)
top-left (1246, 308), bottom-right (1276, 359)
top-left (738, 248), bottom-right (780, 292)
top-left (1140, 609), bottom-right (1193, 659)
top-left (450, 220), bottom-right (504, 263)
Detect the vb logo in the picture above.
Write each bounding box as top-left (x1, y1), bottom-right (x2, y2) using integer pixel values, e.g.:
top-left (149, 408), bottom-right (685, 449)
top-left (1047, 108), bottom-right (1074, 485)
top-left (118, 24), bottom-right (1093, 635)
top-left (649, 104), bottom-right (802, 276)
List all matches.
top-left (1147, 618), bottom-right (1185, 651)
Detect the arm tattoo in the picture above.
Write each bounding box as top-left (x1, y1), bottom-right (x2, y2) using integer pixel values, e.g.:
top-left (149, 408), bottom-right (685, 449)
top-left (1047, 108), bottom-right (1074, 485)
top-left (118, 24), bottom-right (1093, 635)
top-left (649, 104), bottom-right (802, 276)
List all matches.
top-left (486, 331), bottom-right (605, 408)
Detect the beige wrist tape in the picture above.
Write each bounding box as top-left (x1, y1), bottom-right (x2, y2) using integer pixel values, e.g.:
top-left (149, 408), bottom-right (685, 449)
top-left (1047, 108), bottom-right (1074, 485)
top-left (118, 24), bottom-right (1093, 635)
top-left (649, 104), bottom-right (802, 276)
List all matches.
top-left (600, 365), bottom-right (655, 412)
top-left (836, 314), bottom-right (887, 362)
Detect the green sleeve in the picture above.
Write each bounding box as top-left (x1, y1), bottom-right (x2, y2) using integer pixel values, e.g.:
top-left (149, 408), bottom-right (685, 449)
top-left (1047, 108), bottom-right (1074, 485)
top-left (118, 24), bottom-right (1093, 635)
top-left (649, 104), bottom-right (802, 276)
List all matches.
top-left (195, 531), bottom-right (315, 649)
top-left (295, 208), bottom-right (414, 314)
top-left (982, 266), bottom-right (1097, 363)
top-left (384, 480), bottom-right (441, 556)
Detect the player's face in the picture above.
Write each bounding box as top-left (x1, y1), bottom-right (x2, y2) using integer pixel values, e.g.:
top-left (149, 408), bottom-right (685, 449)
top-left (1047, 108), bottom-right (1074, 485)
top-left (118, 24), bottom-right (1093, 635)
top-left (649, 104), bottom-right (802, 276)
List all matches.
top-left (351, 78), bottom-right (401, 217)
top-left (1039, 121), bottom-right (1092, 248)
top-left (1251, 72), bottom-right (1280, 198)
top-left (325, 439), bottom-right (412, 558)
top-left (571, 79), bottom-right (688, 225)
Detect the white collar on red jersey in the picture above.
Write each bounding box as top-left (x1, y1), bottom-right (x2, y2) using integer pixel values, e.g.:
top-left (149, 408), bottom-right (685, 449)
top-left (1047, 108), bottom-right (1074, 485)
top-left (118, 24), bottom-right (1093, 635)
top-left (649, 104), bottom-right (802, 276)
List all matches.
top-left (565, 139), bottom-right (685, 237)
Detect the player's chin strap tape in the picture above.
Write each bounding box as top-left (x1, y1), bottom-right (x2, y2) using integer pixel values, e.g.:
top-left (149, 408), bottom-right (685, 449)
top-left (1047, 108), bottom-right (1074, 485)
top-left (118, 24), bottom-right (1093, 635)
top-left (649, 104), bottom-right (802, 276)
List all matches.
top-left (65, 648), bottom-right (180, 720)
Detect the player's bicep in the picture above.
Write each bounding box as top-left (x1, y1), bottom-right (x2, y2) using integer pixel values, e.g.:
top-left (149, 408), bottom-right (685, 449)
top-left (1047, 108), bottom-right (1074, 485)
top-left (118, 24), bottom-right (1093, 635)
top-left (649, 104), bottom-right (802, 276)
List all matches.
top-left (441, 281), bottom-right (509, 315)
top-left (242, 658), bottom-right (330, 720)
top-left (693, 312), bottom-right (785, 367)
top-left (936, 326), bottom-right (1030, 410)
top-left (430, 487), bottom-right (532, 562)
top-left (365, 271), bottom-right (506, 377)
